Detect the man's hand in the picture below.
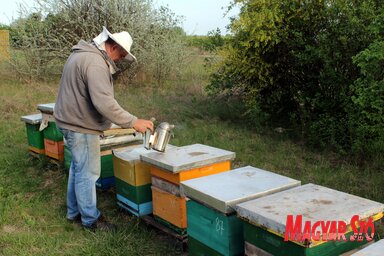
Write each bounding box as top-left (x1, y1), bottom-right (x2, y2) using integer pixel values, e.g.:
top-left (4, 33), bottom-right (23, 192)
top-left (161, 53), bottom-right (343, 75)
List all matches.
top-left (132, 119), bottom-right (154, 133)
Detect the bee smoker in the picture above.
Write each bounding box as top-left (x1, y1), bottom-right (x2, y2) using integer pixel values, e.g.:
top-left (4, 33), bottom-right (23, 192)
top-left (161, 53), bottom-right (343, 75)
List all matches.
top-left (143, 122), bottom-right (174, 152)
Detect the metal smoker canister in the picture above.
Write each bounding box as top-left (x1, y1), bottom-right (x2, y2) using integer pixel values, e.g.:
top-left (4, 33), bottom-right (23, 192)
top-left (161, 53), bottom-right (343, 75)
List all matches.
top-left (152, 122), bottom-right (174, 152)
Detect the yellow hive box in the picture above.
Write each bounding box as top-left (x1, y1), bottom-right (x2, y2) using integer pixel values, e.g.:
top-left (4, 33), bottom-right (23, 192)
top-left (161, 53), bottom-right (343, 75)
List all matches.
top-left (152, 186), bottom-right (187, 229)
top-left (113, 145), bottom-right (177, 186)
top-left (113, 145), bottom-right (153, 186)
top-left (150, 161), bottom-right (231, 185)
top-left (114, 159), bottom-right (151, 186)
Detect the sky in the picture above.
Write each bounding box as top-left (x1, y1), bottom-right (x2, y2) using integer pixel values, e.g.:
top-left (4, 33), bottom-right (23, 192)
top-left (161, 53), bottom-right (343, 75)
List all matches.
top-left (0, 0), bottom-right (240, 35)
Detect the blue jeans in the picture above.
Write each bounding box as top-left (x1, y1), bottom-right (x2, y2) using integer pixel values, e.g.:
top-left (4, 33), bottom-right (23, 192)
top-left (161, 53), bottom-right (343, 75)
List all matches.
top-left (60, 128), bottom-right (101, 226)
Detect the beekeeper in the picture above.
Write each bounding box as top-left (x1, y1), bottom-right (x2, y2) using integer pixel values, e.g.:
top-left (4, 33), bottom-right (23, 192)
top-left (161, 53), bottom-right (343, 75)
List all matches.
top-left (54, 27), bottom-right (153, 231)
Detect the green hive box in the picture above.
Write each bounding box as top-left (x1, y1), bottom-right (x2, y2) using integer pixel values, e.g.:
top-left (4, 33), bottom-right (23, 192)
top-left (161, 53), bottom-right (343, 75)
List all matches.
top-left (100, 152), bottom-right (113, 178)
top-left (188, 236), bottom-right (222, 256)
top-left (26, 123), bottom-right (45, 150)
top-left (181, 166), bottom-right (301, 256)
top-left (236, 184), bottom-right (384, 256)
top-left (21, 113), bottom-right (45, 151)
top-left (43, 122), bottom-right (63, 142)
top-left (187, 200), bottom-right (243, 256)
top-left (242, 221), bottom-right (376, 256)
top-left (115, 178), bottom-right (152, 204)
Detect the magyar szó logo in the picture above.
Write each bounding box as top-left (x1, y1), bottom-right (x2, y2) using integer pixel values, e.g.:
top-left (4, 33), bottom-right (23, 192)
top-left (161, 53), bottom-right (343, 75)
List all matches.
top-left (284, 215), bottom-right (375, 242)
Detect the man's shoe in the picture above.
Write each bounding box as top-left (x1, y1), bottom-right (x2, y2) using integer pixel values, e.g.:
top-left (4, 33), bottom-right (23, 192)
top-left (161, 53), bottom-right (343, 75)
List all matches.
top-left (67, 214), bottom-right (82, 224)
top-left (83, 215), bottom-right (117, 232)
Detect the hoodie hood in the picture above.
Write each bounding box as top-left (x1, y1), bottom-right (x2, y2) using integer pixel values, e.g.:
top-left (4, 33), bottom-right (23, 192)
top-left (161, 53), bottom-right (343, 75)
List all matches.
top-left (71, 40), bottom-right (101, 55)
top-left (71, 40), bottom-right (119, 75)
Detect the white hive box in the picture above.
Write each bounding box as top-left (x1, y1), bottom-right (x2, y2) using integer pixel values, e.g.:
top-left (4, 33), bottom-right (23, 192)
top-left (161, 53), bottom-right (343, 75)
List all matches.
top-left (181, 165), bottom-right (301, 214)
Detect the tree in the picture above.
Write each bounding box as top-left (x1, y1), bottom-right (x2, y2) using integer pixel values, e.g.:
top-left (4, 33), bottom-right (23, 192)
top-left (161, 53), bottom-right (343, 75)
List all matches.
top-left (351, 40), bottom-right (384, 158)
top-left (208, 0), bottom-right (384, 156)
top-left (9, 0), bottom-right (186, 84)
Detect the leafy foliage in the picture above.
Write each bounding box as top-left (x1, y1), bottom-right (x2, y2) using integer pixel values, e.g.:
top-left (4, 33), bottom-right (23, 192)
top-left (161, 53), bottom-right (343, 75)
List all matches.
top-left (351, 40), bottom-right (384, 157)
top-left (209, 0), bottom-right (384, 158)
top-left (8, 0), bottom-right (186, 85)
top-left (186, 29), bottom-right (227, 52)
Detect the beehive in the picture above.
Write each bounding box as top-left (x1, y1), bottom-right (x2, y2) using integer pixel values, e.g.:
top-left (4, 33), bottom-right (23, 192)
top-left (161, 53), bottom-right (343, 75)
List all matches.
top-left (181, 166), bottom-right (301, 256)
top-left (37, 103), bottom-right (63, 142)
top-left (113, 145), bottom-right (176, 216)
top-left (113, 145), bottom-right (153, 186)
top-left (236, 184), bottom-right (384, 256)
top-left (142, 144), bottom-right (235, 185)
top-left (188, 236), bottom-right (223, 256)
top-left (20, 113), bottom-right (45, 154)
top-left (98, 133), bottom-right (143, 190)
top-left (99, 149), bottom-right (114, 178)
top-left (142, 144), bottom-right (236, 232)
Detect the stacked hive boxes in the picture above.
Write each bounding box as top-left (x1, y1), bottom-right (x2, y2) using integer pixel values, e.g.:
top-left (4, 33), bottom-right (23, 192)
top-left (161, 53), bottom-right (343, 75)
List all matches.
top-left (236, 183), bottom-right (384, 256)
top-left (141, 144), bottom-right (235, 235)
top-left (99, 133), bottom-right (142, 190)
top-left (20, 113), bottom-right (45, 154)
top-left (113, 144), bottom-right (175, 216)
top-left (181, 166), bottom-right (301, 256)
top-left (350, 239), bottom-right (384, 256)
top-left (37, 103), bottom-right (64, 161)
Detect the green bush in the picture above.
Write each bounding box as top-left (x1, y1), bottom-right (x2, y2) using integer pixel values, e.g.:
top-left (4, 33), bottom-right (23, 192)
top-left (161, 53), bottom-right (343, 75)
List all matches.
top-left (8, 0), bottom-right (186, 85)
top-left (186, 29), bottom-right (227, 52)
top-left (351, 40), bottom-right (384, 158)
top-left (208, 0), bottom-right (384, 156)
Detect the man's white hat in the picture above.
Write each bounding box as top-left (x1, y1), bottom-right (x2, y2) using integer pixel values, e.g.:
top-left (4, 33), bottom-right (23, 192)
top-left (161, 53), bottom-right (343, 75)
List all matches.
top-left (93, 26), bottom-right (137, 62)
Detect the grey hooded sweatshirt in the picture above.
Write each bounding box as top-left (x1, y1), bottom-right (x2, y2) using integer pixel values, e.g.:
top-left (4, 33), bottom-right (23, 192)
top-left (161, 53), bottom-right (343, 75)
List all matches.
top-left (54, 40), bottom-right (137, 135)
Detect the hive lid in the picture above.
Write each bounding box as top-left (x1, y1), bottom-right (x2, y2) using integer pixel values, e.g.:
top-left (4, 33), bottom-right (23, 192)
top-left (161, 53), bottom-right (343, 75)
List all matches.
top-left (37, 103), bottom-right (55, 114)
top-left (236, 183), bottom-right (384, 239)
top-left (103, 128), bottom-right (136, 136)
top-left (113, 144), bottom-right (176, 162)
top-left (350, 239), bottom-right (384, 256)
top-left (20, 113), bottom-right (42, 124)
top-left (99, 134), bottom-right (142, 149)
top-left (140, 143), bottom-right (235, 173)
top-left (181, 166), bottom-right (301, 214)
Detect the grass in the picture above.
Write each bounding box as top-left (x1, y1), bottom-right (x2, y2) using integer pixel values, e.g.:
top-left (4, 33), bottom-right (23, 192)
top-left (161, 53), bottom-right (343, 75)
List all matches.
top-left (0, 69), bottom-right (184, 255)
top-left (0, 55), bottom-right (383, 255)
